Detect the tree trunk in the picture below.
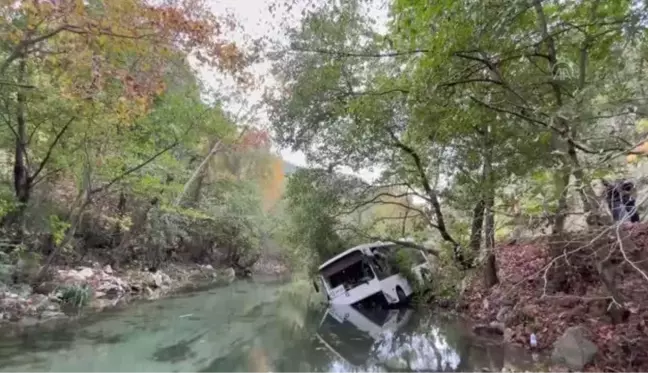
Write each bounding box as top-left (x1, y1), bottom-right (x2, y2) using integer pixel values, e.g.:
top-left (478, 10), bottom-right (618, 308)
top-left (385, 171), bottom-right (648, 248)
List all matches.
top-left (111, 189), bottom-right (127, 247)
top-left (469, 199), bottom-right (485, 253)
top-left (187, 168), bottom-right (206, 207)
top-left (551, 171), bottom-right (570, 235)
top-left (175, 137), bottom-right (222, 207)
top-left (5, 58), bottom-right (31, 240)
top-left (482, 131), bottom-right (498, 288)
top-left (174, 128), bottom-right (247, 207)
top-left (483, 193), bottom-right (498, 288)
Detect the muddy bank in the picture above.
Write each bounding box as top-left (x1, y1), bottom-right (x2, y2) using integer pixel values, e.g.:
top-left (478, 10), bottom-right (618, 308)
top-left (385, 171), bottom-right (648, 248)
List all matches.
top-left (0, 262), bottom-right (241, 329)
top-left (458, 224), bottom-right (648, 372)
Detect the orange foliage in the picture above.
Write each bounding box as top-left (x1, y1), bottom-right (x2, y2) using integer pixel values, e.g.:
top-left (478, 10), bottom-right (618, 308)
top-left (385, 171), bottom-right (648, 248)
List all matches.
top-left (261, 155), bottom-right (285, 212)
top-left (236, 129), bottom-right (271, 151)
top-left (1, 0), bottom-right (249, 117)
top-left (627, 141), bottom-right (648, 163)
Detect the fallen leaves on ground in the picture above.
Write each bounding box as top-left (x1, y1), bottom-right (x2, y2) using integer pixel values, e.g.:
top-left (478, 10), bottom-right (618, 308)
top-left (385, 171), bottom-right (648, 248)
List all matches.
top-left (461, 224), bottom-right (648, 372)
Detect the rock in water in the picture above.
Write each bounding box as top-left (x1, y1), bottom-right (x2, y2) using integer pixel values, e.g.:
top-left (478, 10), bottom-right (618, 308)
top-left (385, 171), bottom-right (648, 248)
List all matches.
top-left (551, 326), bottom-right (598, 370)
top-left (217, 268), bottom-right (236, 284)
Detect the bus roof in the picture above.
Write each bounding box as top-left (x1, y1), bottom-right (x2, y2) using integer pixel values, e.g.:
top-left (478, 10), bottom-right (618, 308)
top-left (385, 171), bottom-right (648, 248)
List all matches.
top-left (317, 241), bottom-right (395, 271)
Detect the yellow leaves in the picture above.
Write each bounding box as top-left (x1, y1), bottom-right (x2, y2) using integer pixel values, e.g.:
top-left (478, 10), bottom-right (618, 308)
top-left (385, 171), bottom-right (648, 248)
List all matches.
top-left (74, 0), bottom-right (85, 15)
top-left (115, 96), bottom-right (150, 124)
top-left (636, 118), bottom-right (648, 132)
top-left (155, 81), bottom-right (167, 96)
top-left (116, 97), bottom-right (131, 123)
top-left (261, 155), bottom-right (286, 211)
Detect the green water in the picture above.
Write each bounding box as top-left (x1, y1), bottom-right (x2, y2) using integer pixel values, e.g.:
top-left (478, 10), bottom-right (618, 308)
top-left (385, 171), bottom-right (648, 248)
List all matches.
top-left (0, 280), bottom-right (543, 372)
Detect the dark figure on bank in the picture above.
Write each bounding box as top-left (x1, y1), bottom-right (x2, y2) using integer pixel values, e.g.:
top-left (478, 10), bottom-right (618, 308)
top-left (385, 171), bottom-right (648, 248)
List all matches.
top-left (603, 179), bottom-right (640, 223)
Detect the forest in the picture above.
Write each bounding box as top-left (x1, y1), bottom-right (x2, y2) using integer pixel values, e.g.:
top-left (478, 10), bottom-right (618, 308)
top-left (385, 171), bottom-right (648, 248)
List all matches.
top-left (1, 0), bottom-right (648, 371)
top-left (0, 0), bottom-right (295, 277)
top-left (265, 0), bottom-right (648, 370)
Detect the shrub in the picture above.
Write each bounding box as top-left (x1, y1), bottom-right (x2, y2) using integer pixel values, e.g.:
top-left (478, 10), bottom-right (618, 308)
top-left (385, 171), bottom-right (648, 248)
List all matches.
top-left (59, 284), bottom-right (92, 308)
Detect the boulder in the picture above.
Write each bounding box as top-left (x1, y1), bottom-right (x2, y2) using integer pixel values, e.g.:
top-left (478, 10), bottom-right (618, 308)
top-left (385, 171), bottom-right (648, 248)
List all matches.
top-left (125, 270), bottom-right (168, 290)
top-left (551, 326), bottom-right (598, 371)
top-left (216, 267), bottom-right (236, 284)
top-left (58, 267), bottom-right (95, 284)
top-left (34, 281), bottom-right (58, 295)
top-left (95, 276), bottom-right (127, 299)
top-left (78, 267), bottom-right (94, 279)
top-left (152, 272), bottom-right (172, 288)
top-left (103, 265), bottom-right (113, 274)
top-left (27, 294), bottom-right (50, 312)
top-left (10, 283), bottom-right (33, 299)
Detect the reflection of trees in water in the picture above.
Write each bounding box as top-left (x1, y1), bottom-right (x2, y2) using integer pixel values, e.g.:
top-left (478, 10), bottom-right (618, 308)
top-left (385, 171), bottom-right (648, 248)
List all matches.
top-left (370, 324), bottom-right (461, 371)
top-left (198, 283), bottom-right (331, 372)
top-left (313, 311), bottom-right (517, 372)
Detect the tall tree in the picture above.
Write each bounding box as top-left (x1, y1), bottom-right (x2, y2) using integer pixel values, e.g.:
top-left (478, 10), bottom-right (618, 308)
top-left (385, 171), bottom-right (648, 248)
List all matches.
top-left (0, 0), bottom-right (245, 235)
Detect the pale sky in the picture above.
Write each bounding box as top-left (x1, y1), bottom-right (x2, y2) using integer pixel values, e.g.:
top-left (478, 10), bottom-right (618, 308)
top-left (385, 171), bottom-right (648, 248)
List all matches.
top-left (196, 0), bottom-right (388, 182)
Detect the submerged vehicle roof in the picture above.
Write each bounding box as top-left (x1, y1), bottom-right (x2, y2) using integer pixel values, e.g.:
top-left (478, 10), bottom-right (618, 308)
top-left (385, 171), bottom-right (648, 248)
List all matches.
top-left (318, 241), bottom-right (396, 271)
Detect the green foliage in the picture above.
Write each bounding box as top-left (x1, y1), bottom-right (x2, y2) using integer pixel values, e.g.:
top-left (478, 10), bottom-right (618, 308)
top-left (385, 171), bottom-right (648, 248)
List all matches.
top-left (280, 168), bottom-right (361, 273)
top-left (59, 284), bottom-right (92, 309)
top-left (390, 249), bottom-right (417, 285)
top-left (266, 0), bottom-right (648, 274)
top-left (48, 215), bottom-right (71, 246)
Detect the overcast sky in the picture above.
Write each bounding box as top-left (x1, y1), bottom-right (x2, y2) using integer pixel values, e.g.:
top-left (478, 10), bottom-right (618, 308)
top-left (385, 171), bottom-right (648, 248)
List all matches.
top-left (196, 0), bottom-right (388, 182)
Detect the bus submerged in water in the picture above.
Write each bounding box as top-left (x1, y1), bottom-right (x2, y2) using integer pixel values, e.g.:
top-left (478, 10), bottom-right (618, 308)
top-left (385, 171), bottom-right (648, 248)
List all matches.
top-left (313, 241), bottom-right (434, 307)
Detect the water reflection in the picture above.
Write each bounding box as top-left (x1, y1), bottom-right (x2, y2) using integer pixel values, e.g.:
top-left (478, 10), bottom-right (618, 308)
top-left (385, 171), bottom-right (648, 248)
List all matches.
top-left (0, 280), bottom-right (545, 372)
top-left (310, 303), bottom-right (546, 373)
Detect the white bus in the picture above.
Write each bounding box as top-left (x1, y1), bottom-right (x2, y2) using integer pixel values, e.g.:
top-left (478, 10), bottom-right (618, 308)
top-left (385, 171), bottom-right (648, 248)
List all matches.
top-left (313, 241), bottom-right (433, 306)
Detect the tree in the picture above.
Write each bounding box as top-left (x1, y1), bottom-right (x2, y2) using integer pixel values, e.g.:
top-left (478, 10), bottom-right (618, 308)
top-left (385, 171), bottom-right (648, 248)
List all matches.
top-left (0, 0), bottom-right (246, 237)
top-left (281, 168), bottom-right (358, 272)
top-left (266, 0), bottom-right (648, 290)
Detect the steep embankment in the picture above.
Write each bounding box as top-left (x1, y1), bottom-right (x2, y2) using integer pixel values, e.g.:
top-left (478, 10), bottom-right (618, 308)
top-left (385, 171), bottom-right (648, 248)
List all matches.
top-left (461, 224), bottom-right (648, 371)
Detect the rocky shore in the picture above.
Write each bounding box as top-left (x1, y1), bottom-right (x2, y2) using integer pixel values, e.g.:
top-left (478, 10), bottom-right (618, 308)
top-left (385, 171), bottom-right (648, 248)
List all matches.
top-left (0, 262), bottom-right (237, 328)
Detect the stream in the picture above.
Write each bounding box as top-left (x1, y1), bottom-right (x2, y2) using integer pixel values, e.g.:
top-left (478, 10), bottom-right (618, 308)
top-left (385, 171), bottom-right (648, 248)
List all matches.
top-left (0, 279), bottom-right (546, 372)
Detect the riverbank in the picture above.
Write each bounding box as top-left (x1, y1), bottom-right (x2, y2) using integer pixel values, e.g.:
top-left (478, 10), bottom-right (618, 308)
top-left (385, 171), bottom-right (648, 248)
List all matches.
top-left (0, 262), bottom-right (248, 328)
top-left (458, 223), bottom-right (648, 372)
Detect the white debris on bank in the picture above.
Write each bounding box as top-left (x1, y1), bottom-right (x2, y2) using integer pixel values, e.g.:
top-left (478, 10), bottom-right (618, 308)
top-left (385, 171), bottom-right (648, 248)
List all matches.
top-left (0, 263), bottom-right (236, 326)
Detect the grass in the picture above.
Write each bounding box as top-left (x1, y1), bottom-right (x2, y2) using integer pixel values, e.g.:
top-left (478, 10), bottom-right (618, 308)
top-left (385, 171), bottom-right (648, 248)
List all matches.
top-left (59, 284), bottom-right (93, 308)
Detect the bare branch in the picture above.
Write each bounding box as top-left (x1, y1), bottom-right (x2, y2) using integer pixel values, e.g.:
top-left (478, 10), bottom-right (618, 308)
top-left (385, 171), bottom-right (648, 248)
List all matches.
top-left (91, 141), bottom-right (178, 195)
top-left (290, 46), bottom-right (430, 58)
top-left (29, 116), bottom-right (75, 183)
